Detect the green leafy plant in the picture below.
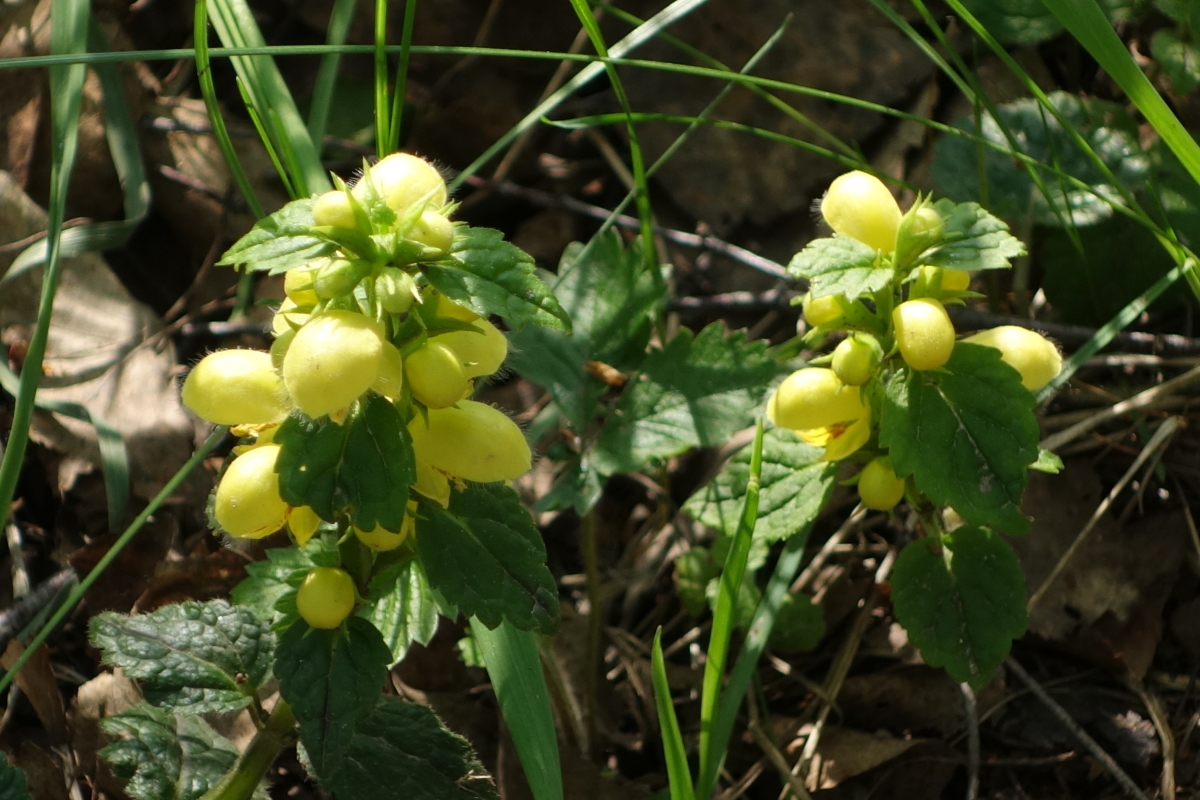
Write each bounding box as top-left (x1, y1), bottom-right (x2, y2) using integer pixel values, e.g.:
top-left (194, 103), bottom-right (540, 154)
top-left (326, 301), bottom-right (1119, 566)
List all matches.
top-left (85, 152), bottom-right (568, 800)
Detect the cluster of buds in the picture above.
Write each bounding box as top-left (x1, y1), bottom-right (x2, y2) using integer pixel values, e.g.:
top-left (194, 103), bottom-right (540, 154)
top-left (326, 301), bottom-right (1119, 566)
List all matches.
top-left (181, 153), bottom-right (531, 558)
top-left (770, 171), bottom-right (1062, 511)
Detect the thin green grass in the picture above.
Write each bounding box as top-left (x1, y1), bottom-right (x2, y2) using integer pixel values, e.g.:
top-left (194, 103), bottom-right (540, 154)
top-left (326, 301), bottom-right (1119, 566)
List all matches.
top-left (652, 628), bottom-right (696, 800)
top-left (306, 0), bottom-right (358, 148)
top-left (0, 0), bottom-right (90, 533)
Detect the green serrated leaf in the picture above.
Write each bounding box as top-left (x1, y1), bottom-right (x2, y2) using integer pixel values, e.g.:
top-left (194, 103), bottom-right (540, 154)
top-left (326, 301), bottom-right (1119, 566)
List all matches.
top-left (592, 323), bottom-right (779, 475)
top-left (275, 617), bottom-right (393, 781)
top-left (881, 344), bottom-right (1039, 535)
top-left (921, 200), bottom-right (1026, 271)
top-left (684, 426), bottom-right (837, 543)
top-left (787, 234), bottom-right (890, 300)
top-left (421, 227), bottom-right (571, 332)
top-left (1029, 448), bottom-right (1064, 474)
top-left (363, 559), bottom-right (440, 666)
top-left (326, 695), bottom-right (497, 800)
top-left (231, 536), bottom-right (340, 624)
top-left (89, 600), bottom-right (274, 715)
top-left (417, 483), bottom-right (559, 634)
top-left (0, 758), bottom-right (30, 800)
top-left (508, 232), bottom-right (665, 429)
top-left (217, 197), bottom-right (336, 273)
top-left (891, 527), bottom-right (1027, 690)
top-left (100, 704), bottom-right (259, 800)
top-left (275, 395), bottom-right (414, 532)
top-left (931, 92), bottom-right (1147, 228)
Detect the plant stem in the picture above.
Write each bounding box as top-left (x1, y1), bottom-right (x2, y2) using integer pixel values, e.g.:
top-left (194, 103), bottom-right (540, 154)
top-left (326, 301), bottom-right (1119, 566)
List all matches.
top-left (200, 700), bottom-right (297, 800)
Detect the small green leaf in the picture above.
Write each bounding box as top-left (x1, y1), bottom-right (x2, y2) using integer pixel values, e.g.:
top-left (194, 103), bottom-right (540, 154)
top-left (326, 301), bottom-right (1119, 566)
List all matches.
top-left (767, 593), bottom-right (825, 653)
top-left (275, 617), bottom-right (393, 781)
top-left (417, 484), bottom-right (559, 634)
top-left (100, 704), bottom-right (257, 800)
top-left (684, 427), bottom-right (837, 543)
top-left (881, 344), bottom-right (1039, 535)
top-left (891, 527), bottom-right (1027, 690)
top-left (1152, 29), bottom-right (1200, 95)
top-left (231, 536), bottom-right (340, 625)
top-left (787, 234), bottom-right (890, 300)
top-left (275, 395), bottom-right (414, 533)
top-left (921, 200), bottom-right (1025, 272)
top-left (217, 197), bottom-right (335, 273)
top-left (0, 758), bottom-right (30, 800)
top-left (89, 601), bottom-right (274, 715)
top-left (592, 323), bottom-right (778, 475)
top-left (326, 695), bottom-right (497, 800)
top-left (1029, 449), bottom-right (1064, 474)
top-left (363, 559), bottom-right (440, 666)
top-left (673, 548), bottom-right (719, 616)
top-left (421, 227), bottom-right (571, 332)
top-left (508, 232), bottom-right (665, 429)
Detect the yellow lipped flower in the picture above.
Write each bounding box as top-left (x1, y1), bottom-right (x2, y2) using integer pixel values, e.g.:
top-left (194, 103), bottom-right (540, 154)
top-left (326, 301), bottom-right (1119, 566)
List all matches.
top-left (794, 408), bottom-right (872, 462)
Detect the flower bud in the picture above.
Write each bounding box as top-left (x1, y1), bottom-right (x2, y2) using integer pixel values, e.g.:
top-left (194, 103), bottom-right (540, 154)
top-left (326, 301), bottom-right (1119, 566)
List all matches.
top-left (182, 350), bottom-right (290, 426)
top-left (214, 444), bottom-right (289, 538)
top-left (282, 311), bottom-right (385, 418)
top-left (408, 401), bottom-right (531, 483)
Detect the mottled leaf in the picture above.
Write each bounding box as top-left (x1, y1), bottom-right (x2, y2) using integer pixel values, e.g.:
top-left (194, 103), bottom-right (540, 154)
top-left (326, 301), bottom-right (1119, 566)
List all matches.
top-left (787, 234), bottom-right (890, 300)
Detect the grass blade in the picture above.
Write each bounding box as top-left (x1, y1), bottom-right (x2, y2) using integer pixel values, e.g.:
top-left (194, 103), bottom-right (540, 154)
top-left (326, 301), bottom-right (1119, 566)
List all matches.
top-left (0, 0), bottom-right (89, 531)
top-left (194, 0), bottom-right (265, 219)
top-left (652, 628), bottom-right (696, 800)
top-left (207, 0), bottom-right (330, 194)
top-left (0, 363), bottom-right (129, 532)
top-left (470, 619), bottom-right (563, 800)
top-left (1041, 0), bottom-right (1200, 191)
top-left (447, 0), bottom-right (709, 192)
top-left (307, 0), bottom-right (358, 148)
top-left (387, 0), bottom-right (418, 153)
top-left (697, 418), bottom-right (764, 791)
top-left (374, 0), bottom-right (389, 158)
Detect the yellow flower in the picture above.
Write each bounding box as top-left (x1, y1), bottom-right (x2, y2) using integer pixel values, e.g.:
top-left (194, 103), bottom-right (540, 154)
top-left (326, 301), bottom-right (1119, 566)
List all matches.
top-left (793, 408), bottom-right (872, 462)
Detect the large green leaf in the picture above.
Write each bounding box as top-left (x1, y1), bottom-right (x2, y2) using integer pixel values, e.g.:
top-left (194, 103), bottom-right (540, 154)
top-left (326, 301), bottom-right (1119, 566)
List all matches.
top-left (417, 484), bottom-right (558, 634)
top-left (363, 559), bottom-right (440, 666)
top-left (89, 601), bottom-right (274, 715)
top-left (326, 695), bottom-right (497, 800)
top-left (275, 394), bottom-right (414, 533)
top-left (100, 704), bottom-right (260, 800)
top-left (891, 527), bottom-right (1027, 690)
top-left (922, 200), bottom-right (1025, 272)
top-left (421, 227), bottom-right (571, 332)
top-left (931, 92), bottom-right (1147, 227)
top-left (787, 234), bottom-right (890, 300)
top-left (684, 427), bottom-right (836, 543)
top-left (508, 232), bottom-right (665, 429)
top-left (274, 617), bottom-right (393, 781)
top-left (880, 344), bottom-right (1039, 535)
top-left (592, 322), bottom-right (778, 475)
top-left (217, 198), bottom-right (335, 273)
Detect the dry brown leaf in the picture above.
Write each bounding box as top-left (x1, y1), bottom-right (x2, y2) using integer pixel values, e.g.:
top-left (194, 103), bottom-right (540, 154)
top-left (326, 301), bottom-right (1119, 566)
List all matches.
top-left (803, 727), bottom-right (923, 791)
top-left (1, 639), bottom-right (67, 743)
top-left (0, 170), bottom-right (196, 506)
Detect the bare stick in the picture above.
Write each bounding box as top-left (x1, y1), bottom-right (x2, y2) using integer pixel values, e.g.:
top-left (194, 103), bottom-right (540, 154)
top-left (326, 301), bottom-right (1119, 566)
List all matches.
top-left (1040, 367), bottom-right (1200, 452)
top-left (960, 682), bottom-right (979, 800)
